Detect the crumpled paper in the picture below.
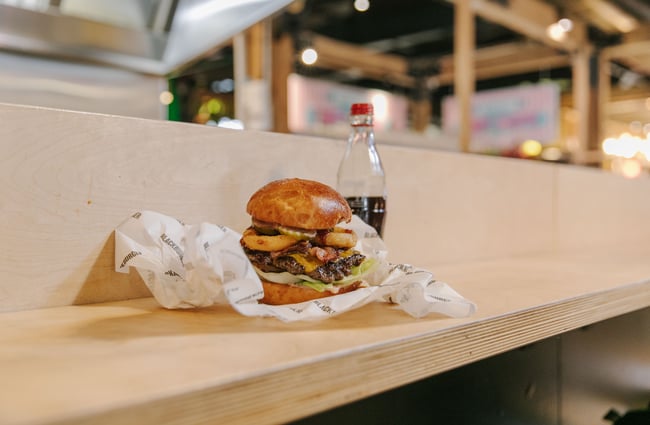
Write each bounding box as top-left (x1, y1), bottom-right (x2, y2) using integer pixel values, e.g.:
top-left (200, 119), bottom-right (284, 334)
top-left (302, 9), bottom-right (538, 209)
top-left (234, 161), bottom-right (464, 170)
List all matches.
top-left (115, 210), bottom-right (476, 322)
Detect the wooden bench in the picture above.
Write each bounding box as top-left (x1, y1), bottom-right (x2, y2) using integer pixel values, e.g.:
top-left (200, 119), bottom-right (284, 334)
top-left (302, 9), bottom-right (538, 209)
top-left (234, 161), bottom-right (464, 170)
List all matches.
top-left (1, 103), bottom-right (648, 425)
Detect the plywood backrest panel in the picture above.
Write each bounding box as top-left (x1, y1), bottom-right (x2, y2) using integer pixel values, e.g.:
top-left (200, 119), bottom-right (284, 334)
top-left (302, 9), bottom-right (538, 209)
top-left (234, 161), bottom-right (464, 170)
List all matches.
top-left (383, 148), bottom-right (557, 266)
top-left (0, 104), bottom-right (341, 311)
top-left (1, 103), bottom-right (649, 311)
top-left (555, 166), bottom-right (650, 252)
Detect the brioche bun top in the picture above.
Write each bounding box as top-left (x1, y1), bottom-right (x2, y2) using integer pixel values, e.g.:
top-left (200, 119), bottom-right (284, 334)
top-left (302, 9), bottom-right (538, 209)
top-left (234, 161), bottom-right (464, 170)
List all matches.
top-left (246, 178), bottom-right (351, 230)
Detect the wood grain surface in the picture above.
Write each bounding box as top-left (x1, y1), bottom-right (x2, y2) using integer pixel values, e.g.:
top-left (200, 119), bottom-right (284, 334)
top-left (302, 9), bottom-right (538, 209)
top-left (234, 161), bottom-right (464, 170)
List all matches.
top-left (1, 104), bottom-right (650, 424)
top-left (0, 248), bottom-right (648, 425)
top-left (3, 104), bottom-right (650, 311)
top-left (0, 104), bottom-right (342, 311)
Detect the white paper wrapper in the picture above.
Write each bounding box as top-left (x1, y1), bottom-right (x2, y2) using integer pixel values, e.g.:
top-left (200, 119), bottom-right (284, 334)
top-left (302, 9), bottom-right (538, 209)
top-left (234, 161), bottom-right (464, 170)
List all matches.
top-left (115, 211), bottom-right (476, 322)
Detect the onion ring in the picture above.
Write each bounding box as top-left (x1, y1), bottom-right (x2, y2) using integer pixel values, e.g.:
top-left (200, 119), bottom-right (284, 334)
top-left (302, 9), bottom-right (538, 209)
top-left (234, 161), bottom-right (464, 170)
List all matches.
top-left (242, 228), bottom-right (297, 252)
top-left (323, 227), bottom-right (357, 248)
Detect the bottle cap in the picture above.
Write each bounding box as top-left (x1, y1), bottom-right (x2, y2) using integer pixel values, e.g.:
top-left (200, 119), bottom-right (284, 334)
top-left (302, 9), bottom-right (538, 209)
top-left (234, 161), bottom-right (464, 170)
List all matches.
top-left (350, 103), bottom-right (373, 115)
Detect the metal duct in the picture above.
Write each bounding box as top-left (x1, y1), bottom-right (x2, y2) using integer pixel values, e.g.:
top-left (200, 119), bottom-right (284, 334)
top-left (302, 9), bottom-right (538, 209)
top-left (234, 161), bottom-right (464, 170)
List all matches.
top-left (0, 0), bottom-right (293, 75)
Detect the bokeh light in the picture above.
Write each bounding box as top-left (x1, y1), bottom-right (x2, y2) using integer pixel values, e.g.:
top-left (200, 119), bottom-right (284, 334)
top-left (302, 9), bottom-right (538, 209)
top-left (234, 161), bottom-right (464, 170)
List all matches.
top-left (520, 139), bottom-right (543, 157)
top-left (354, 0), bottom-right (370, 12)
top-left (301, 48), bottom-right (318, 65)
top-left (159, 91), bottom-right (174, 105)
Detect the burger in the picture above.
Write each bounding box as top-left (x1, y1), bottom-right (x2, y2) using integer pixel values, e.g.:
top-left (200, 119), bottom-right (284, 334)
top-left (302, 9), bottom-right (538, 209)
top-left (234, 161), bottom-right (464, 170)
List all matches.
top-left (240, 178), bottom-right (375, 305)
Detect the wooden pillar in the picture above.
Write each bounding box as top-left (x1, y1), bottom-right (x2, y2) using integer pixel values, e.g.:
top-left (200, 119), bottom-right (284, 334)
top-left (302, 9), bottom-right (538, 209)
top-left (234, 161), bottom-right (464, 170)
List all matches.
top-left (598, 50), bottom-right (611, 147)
top-left (234, 21), bottom-right (273, 130)
top-left (411, 78), bottom-right (432, 133)
top-left (572, 47), bottom-right (589, 160)
top-left (588, 59), bottom-right (600, 152)
top-left (571, 46), bottom-right (599, 164)
top-left (454, 0), bottom-right (475, 153)
top-left (245, 22), bottom-right (265, 80)
top-left (411, 99), bottom-right (432, 133)
top-left (271, 32), bottom-right (294, 133)
top-left (233, 32), bottom-right (247, 123)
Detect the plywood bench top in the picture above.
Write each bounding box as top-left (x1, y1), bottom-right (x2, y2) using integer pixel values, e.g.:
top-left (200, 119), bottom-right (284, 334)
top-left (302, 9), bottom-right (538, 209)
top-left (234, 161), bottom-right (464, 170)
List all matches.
top-left (2, 246), bottom-right (649, 425)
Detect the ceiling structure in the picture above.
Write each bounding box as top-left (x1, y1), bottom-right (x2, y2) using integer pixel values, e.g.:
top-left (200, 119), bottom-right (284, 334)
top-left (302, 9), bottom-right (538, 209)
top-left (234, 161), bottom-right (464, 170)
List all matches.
top-left (266, 0), bottom-right (650, 132)
top-left (0, 0), bottom-right (648, 126)
top-left (1, 0), bottom-right (648, 92)
top-left (277, 0), bottom-right (650, 92)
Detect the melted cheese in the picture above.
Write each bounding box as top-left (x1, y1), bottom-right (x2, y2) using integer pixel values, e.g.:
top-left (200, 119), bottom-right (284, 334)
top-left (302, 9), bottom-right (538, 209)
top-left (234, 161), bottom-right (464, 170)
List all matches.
top-left (289, 254), bottom-right (323, 273)
top-left (340, 249), bottom-right (354, 258)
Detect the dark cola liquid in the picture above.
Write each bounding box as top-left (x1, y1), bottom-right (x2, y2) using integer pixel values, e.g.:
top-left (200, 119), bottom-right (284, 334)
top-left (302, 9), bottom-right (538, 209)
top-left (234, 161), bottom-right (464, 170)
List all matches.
top-left (345, 196), bottom-right (386, 237)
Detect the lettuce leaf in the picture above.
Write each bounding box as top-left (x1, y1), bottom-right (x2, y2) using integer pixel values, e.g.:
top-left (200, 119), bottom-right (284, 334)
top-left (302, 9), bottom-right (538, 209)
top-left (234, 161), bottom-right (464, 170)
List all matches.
top-left (254, 258), bottom-right (378, 293)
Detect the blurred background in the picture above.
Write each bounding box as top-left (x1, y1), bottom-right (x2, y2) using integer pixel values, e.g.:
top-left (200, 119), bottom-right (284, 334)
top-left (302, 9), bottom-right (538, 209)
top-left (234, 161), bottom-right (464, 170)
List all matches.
top-left (0, 0), bottom-right (649, 176)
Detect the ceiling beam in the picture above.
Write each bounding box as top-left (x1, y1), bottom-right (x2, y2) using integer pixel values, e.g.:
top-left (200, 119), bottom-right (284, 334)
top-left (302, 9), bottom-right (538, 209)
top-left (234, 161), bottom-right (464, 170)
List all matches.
top-left (310, 34), bottom-right (416, 87)
top-left (310, 35), bottom-right (574, 89)
top-left (445, 0), bottom-right (584, 52)
top-left (430, 41), bottom-right (570, 86)
top-left (616, 0), bottom-right (650, 21)
top-left (432, 53), bottom-right (571, 86)
top-left (581, 0), bottom-right (638, 33)
top-left (603, 42), bottom-right (650, 76)
top-left (602, 25), bottom-right (650, 76)
top-left (363, 28), bottom-right (451, 54)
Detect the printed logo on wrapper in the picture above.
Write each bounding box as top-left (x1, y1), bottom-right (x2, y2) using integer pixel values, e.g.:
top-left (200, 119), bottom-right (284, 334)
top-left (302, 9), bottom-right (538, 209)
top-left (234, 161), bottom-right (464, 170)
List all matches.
top-left (114, 210), bottom-right (263, 309)
top-left (114, 211), bottom-right (476, 322)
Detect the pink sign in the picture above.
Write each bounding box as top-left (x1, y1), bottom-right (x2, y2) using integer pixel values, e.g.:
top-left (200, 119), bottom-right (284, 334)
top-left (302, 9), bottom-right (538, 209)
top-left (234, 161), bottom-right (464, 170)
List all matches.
top-left (442, 83), bottom-right (560, 151)
top-left (287, 74), bottom-right (408, 133)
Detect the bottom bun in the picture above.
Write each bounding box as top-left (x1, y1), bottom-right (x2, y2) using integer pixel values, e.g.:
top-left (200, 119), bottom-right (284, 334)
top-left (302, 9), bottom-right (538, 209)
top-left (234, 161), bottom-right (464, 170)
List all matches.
top-left (259, 279), bottom-right (364, 305)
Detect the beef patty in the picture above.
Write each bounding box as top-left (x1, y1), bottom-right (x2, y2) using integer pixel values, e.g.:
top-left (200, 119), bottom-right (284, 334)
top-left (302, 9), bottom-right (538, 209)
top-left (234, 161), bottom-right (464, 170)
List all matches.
top-left (243, 244), bottom-right (365, 283)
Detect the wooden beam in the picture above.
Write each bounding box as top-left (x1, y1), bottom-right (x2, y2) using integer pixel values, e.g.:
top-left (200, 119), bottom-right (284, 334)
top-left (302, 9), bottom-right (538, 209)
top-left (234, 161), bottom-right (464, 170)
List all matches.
top-left (582, 0), bottom-right (639, 33)
top-left (622, 23), bottom-right (650, 42)
top-left (602, 38), bottom-right (650, 76)
top-left (310, 33), bottom-right (579, 90)
top-left (313, 36), bottom-right (572, 89)
top-left (311, 34), bottom-right (415, 87)
top-left (603, 39), bottom-right (650, 59)
top-left (598, 49), bottom-right (612, 143)
top-left (509, 0), bottom-right (557, 28)
top-left (571, 46), bottom-right (594, 162)
top-left (446, 0), bottom-right (581, 52)
top-left (410, 97), bottom-right (432, 132)
top-left (454, 0), bottom-right (475, 153)
top-left (435, 54), bottom-right (571, 86)
top-left (271, 33), bottom-right (293, 133)
top-left (312, 35), bottom-right (408, 75)
top-left (234, 20), bottom-right (273, 131)
top-left (245, 22), bottom-right (265, 80)
top-left (439, 41), bottom-right (547, 71)
top-left (432, 42), bottom-right (571, 86)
